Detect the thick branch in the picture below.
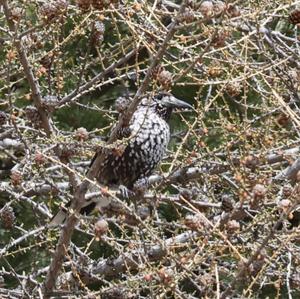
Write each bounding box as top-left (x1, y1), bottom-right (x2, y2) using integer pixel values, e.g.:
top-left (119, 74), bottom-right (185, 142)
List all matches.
top-left (2, 0), bottom-right (52, 137)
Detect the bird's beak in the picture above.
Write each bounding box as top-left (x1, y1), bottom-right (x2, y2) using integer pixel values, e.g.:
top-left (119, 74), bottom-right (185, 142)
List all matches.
top-left (161, 95), bottom-right (193, 110)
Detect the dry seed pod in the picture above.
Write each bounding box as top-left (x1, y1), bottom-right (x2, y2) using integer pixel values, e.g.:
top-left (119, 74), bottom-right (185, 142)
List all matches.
top-left (213, 1), bottom-right (226, 17)
top-left (92, 0), bottom-right (119, 10)
top-left (92, 0), bottom-right (105, 10)
top-left (226, 4), bottom-right (240, 18)
top-left (40, 0), bottom-right (68, 23)
top-left (252, 184), bottom-right (267, 199)
top-left (199, 1), bottom-right (214, 18)
top-left (56, 144), bottom-right (77, 160)
top-left (289, 9), bottom-right (300, 25)
top-left (25, 106), bottom-right (42, 128)
top-left (75, 127), bottom-right (89, 141)
top-left (181, 9), bottom-right (195, 23)
top-left (157, 70), bottom-right (173, 89)
top-left (42, 95), bottom-right (58, 113)
top-left (243, 155), bottom-right (259, 170)
top-left (10, 170), bottom-right (22, 186)
top-left (276, 113), bottom-right (290, 127)
top-left (0, 111), bottom-right (7, 126)
top-left (0, 206), bottom-right (16, 229)
top-left (40, 54), bottom-right (54, 69)
top-left (225, 82), bottom-right (241, 97)
top-left (221, 195), bottom-right (234, 212)
top-left (115, 96), bottom-right (132, 113)
top-left (34, 152), bottom-right (46, 166)
top-left (282, 184), bottom-right (293, 197)
top-left (249, 254), bottom-right (265, 276)
top-left (93, 21), bottom-right (105, 44)
top-left (158, 268), bottom-right (174, 284)
top-left (144, 274), bottom-right (152, 282)
top-left (184, 214), bottom-right (207, 230)
top-left (10, 7), bottom-right (22, 22)
top-left (77, 0), bottom-right (92, 10)
top-left (278, 199), bottom-right (292, 214)
top-left (94, 219), bottom-right (109, 239)
top-left (207, 66), bottom-right (222, 78)
top-left (211, 30), bottom-right (230, 48)
top-left (226, 220), bottom-right (240, 234)
top-left (250, 184), bottom-right (266, 209)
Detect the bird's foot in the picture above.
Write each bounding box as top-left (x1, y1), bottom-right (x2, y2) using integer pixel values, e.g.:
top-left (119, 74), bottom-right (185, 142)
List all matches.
top-left (133, 178), bottom-right (149, 195)
top-left (119, 185), bottom-right (135, 199)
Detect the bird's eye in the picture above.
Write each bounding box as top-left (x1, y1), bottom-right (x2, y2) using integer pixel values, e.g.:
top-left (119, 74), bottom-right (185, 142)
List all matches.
top-left (156, 93), bottom-right (164, 101)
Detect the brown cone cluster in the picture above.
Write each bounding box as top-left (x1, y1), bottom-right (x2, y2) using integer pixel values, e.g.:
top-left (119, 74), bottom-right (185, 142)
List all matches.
top-left (289, 9), bottom-right (300, 25)
top-left (77, 0), bottom-right (119, 11)
top-left (40, 0), bottom-right (68, 23)
top-left (0, 111), bottom-right (7, 126)
top-left (1, 206), bottom-right (16, 229)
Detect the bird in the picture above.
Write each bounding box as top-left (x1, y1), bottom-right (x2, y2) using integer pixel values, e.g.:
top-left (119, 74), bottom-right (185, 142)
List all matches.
top-left (50, 92), bottom-right (193, 225)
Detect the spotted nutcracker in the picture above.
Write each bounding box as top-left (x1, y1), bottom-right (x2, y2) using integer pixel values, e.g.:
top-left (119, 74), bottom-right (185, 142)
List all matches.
top-left (50, 92), bottom-right (193, 225)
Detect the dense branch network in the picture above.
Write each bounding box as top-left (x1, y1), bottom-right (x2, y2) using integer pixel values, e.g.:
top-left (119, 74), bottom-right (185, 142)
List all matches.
top-left (1, 0), bottom-right (300, 298)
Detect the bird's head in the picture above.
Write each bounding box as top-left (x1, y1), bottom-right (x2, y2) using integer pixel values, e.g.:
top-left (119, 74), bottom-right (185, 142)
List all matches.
top-left (148, 92), bottom-right (193, 121)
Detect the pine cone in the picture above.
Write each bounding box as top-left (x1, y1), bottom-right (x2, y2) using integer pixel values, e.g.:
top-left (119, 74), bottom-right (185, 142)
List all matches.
top-left (102, 287), bottom-right (127, 299)
top-left (56, 144), bottom-right (77, 161)
top-left (282, 184), bottom-right (293, 197)
top-left (221, 195), bottom-right (234, 211)
top-left (213, 0), bottom-right (226, 17)
top-left (243, 155), bottom-right (259, 170)
top-left (92, 0), bottom-right (104, 10)
top-left (34, 152), bottom-right (46, 166)
top-left (25, 106), bottom-right (42, 128)
top-left (94, 219), bottom-right (109, 239)
top-left (0, 111), bottom-right (7, 126)
top-left (199, 1), bottom-right (214, 18)
top-left (184, 214), bottom-right (206, 230)
top-left (74, 127), bottom-right (89, 141)
top-left (92, 21), bottom-right (105, 44)
top-left (180, 9), bottom-right (195, 23)
top-left (226, 220), bottom-right (240, 234)
top-left (225, 82), bottom-right (241, 97)
top-left (77, 0), bottom-right (92, 10)
top-left (226, 4), bottom-right (240, 18)
top-left (42, 95), bottom-right (58, 113)
top-left (10, 7), bottom-right (22, 22)
top-left (40, 53), bottom-right (54, 69)
top-left (156, 70), bottom-right (173, 89)
top-left (289, 9), bottom-right (300, 25)
top-left (40, 0), bottom-right (68, 23)
top-left (211, 30), bottom-right (230, 48)
top-left (115, 96), bottom-right (132, 113)
top-left (1, 206), bottom-right (16, 229)
top-left (142, 20), bottom-right (156, 42)
top-left (92, 0), bottom-right (119, 10)
top-left (10, 170), bottom-right (22, 186)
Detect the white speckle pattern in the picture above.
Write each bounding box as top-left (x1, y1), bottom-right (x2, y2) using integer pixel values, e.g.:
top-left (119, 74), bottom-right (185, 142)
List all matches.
top-left (97, 103), bottom-right (170, 188)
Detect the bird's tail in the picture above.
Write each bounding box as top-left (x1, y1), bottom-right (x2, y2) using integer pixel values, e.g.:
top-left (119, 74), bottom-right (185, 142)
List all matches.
top-left (49, 206), bottom-right (69, 226)
top-left (49, 196), bottom-right (111, 226)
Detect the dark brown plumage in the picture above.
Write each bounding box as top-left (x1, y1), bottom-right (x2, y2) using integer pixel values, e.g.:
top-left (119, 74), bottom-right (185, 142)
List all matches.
top-left (50, 92), bottom-right (192, 225)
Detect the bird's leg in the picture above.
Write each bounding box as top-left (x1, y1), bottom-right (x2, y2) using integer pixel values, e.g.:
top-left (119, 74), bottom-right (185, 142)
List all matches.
top-left (118, 185), bottom-right (135, 199)
top-left (118, 178), bottom-right (149, 200)
top-left (133, 177), bottom-right (149, 196)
